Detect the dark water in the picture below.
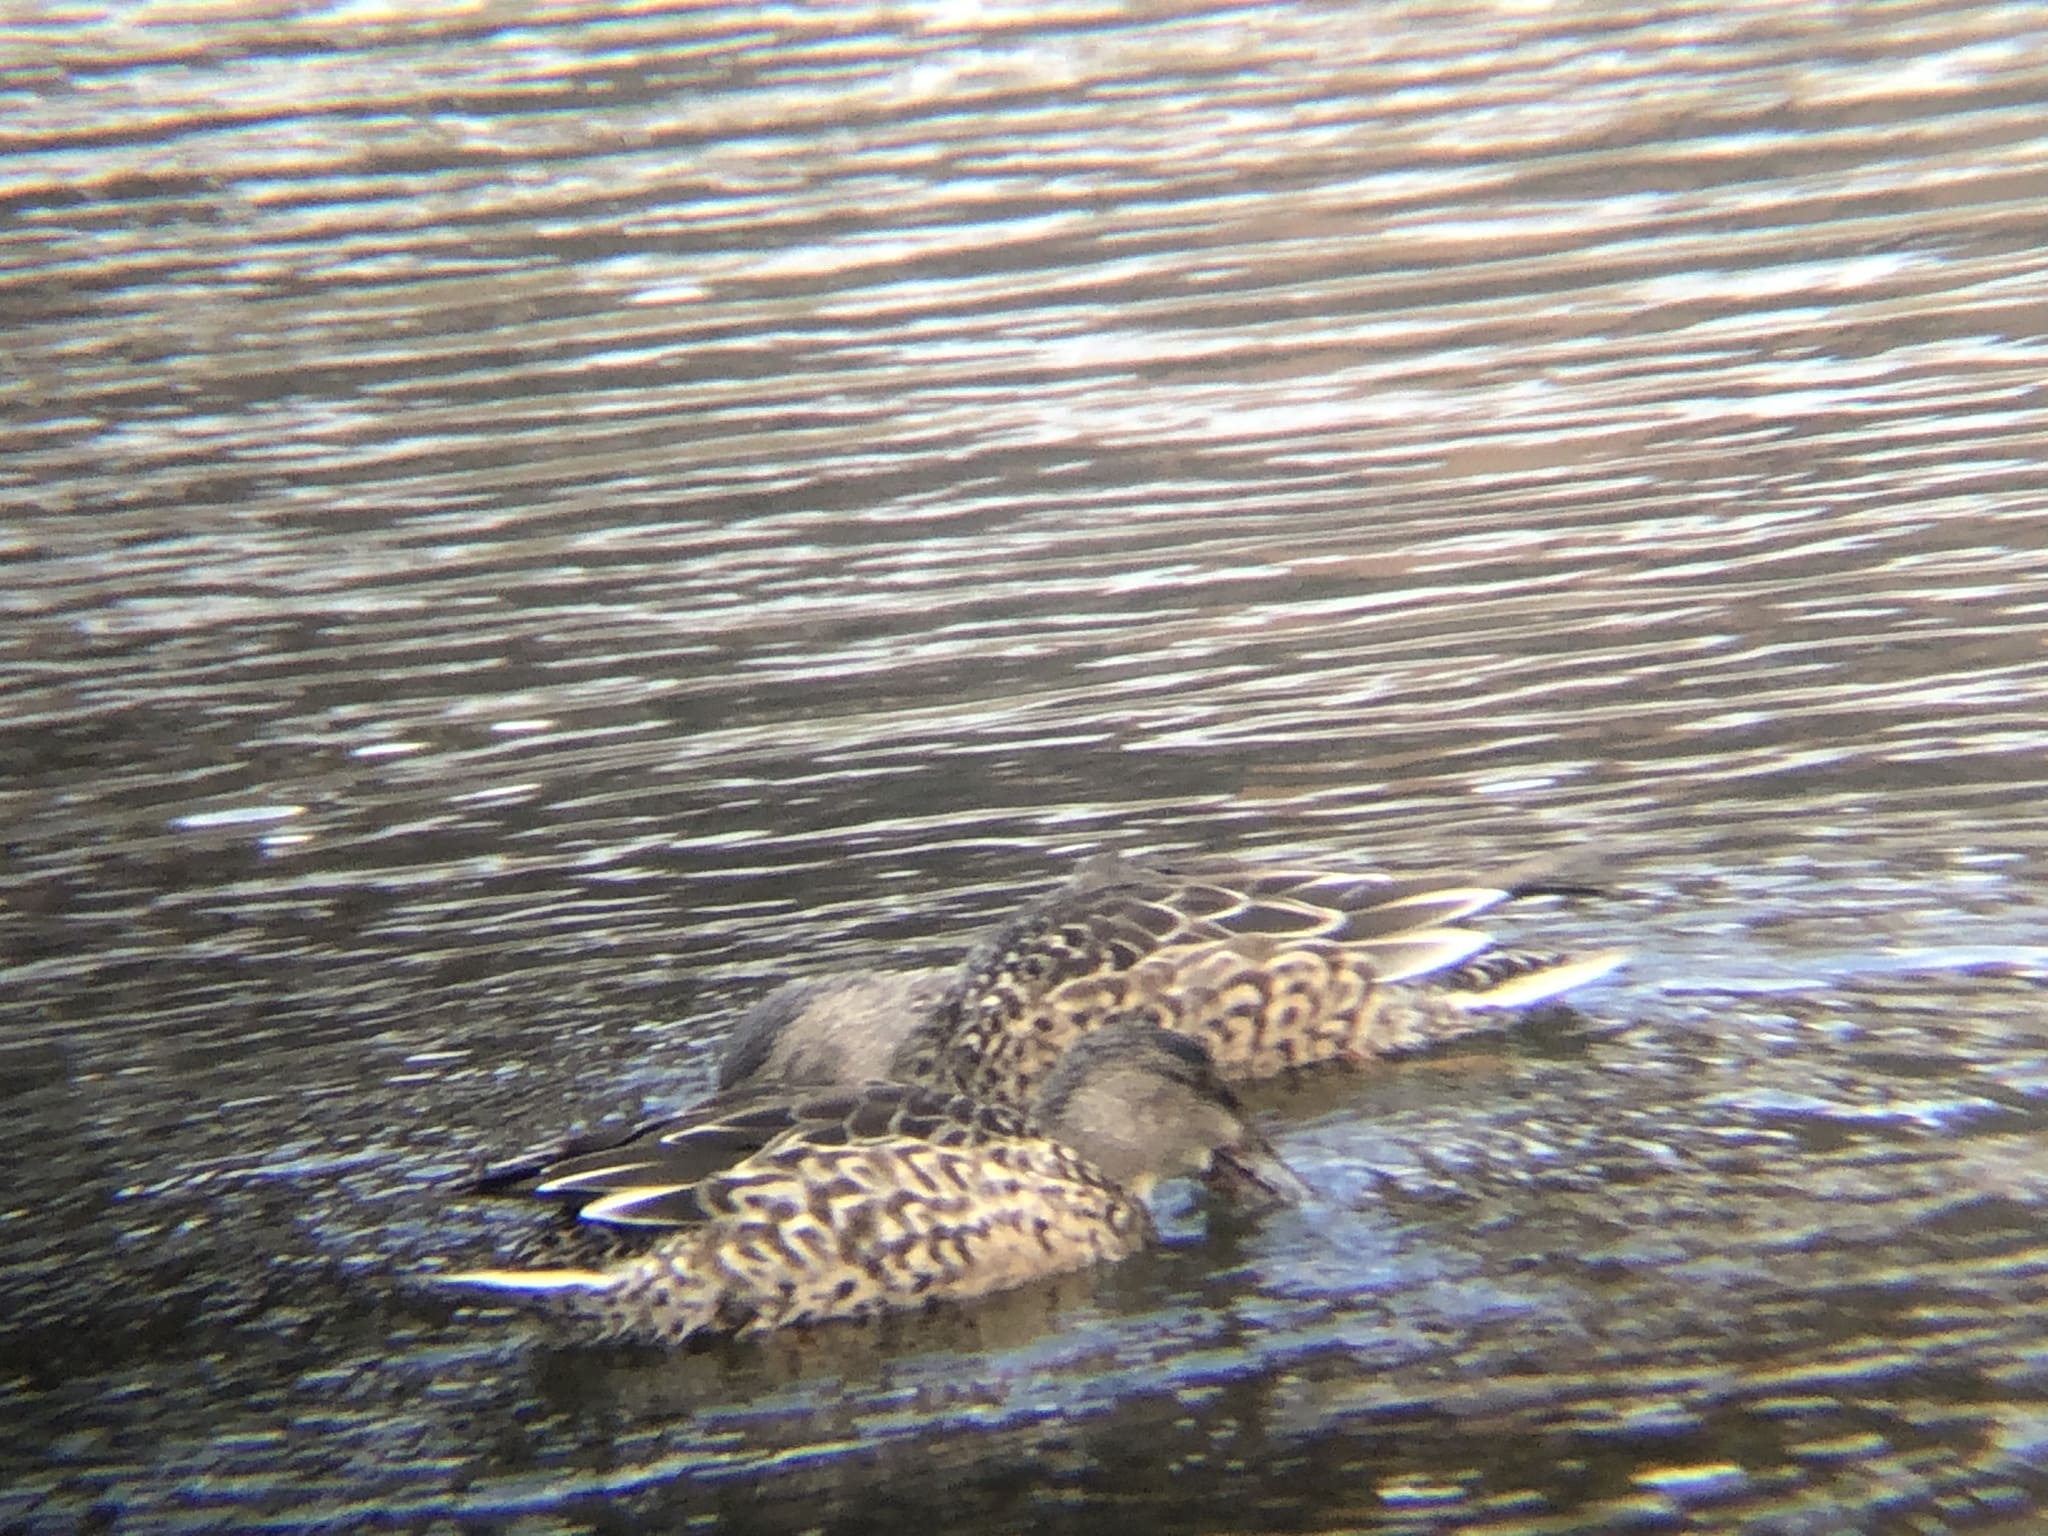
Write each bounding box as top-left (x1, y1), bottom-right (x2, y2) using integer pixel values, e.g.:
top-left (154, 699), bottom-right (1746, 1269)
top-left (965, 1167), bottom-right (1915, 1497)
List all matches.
top-left (7, 1), bottom-right (2048, 1531)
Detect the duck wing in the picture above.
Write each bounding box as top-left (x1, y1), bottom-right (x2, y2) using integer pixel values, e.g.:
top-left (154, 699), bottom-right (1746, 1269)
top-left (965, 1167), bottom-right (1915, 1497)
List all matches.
top-left (469, 1080), bottom-right (1032, 1229)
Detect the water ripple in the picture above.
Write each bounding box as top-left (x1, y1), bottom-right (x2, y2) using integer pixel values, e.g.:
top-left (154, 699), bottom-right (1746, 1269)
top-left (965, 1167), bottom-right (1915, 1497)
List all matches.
top-left (9, 1), bottom-right (2048, 1532)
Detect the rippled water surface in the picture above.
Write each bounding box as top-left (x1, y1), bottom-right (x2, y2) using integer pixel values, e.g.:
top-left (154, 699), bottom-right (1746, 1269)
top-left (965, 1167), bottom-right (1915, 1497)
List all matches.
top-left (7, 1), bottom-right (2048, 1531)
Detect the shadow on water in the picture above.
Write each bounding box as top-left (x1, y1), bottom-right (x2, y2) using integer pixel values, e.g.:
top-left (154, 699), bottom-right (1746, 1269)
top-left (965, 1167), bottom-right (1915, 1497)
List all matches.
top-left (8, 0), bottom-right (2048, 1531)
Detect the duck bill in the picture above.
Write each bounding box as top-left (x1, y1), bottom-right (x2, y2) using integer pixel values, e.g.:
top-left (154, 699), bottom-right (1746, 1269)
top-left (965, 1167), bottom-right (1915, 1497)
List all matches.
top-left (1205, 1130), bottom-right (1310, 1209)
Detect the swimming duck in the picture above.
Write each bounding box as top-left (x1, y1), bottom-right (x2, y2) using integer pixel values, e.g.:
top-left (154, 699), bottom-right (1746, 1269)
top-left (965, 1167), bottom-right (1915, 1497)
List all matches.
top-left (724, 852), bottom-right (1626, 1106)
top-left (442, 1022), bottom-right (1303, 1344)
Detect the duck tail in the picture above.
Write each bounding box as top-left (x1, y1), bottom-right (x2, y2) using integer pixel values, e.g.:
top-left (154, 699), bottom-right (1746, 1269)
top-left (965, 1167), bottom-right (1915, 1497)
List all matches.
top-left (439, 1265), bottom-right (618, 1296)
top-left (436, 1255), bottom-right (719, 1343)
top-left (1439, 946), bottom-right (1629, 1010)
top-left (1287, 946), bottom-right (1627, 1065)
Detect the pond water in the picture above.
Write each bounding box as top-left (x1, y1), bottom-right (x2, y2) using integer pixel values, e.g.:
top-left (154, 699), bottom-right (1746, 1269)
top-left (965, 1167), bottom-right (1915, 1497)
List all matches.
top-left (7, 2), bottom-right (2048, 1531)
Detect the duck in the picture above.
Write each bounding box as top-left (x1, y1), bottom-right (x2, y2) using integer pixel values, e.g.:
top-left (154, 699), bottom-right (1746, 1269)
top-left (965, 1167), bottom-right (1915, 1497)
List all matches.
top-left (441, 1022), bottom-right (1304, 1344)
top-left (716, 966), bottom-right (953, 1093)
top-left (722, 852), bottom-right (1626, 1106)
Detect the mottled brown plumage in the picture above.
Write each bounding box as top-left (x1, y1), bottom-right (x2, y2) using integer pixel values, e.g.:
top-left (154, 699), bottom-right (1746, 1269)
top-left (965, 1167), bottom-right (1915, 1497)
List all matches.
top-left (442, 1023), bottom-right (1300, 1344)
top-left (725, 853), bottom-right (1625, 1106)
